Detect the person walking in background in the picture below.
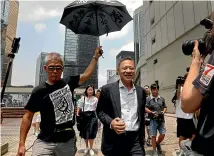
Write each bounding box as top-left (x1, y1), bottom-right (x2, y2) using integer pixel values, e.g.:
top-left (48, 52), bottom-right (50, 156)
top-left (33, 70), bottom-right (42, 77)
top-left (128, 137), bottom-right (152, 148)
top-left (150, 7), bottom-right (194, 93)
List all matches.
top-left (76, 85), bottom-right (98, 156)
top-left (174, 73), bottom-right (196, 156)
top-left (144, 85), bottom-right (152, 147)
top-left (32, 112), bottom-right (41, 136)
top-left (145, 83), bottom-right (167, 156)
top-left (96, 57), bottom-right (146, 156)
top-left (95, 90), bottom-right (101, 99)
top-left (95, 90), bottom-right (102, 129)
top-left (17, 47), bottom-right (103, 156)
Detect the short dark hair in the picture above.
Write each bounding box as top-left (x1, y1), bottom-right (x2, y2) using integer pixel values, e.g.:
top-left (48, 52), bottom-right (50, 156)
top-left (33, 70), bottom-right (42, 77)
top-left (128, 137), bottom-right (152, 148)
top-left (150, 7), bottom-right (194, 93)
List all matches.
top-left (144, 85), bottom-right (150, 88)
top-left (96, 90), bottom-right (101, 93)
top-left (186, 67), bottom-right (190, 72)
top-left (117, 57), bottom-right (134, 68)
top-left (84, 85), bottom-right (95, 96)
top-left (150, 83), bottom-right (159, 90)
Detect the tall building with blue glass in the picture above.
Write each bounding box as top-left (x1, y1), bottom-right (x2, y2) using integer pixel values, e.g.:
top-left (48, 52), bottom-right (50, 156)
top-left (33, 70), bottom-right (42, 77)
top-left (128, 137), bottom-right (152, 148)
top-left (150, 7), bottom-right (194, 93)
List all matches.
top-left (1, 0), bottom-right (19, 86)
top-left (63, 28), bottom-right (99, 89)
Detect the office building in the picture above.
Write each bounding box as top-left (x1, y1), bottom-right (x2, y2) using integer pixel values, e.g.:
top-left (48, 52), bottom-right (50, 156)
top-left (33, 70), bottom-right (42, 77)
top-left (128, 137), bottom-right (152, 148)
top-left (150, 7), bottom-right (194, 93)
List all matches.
top-left (116, 51), bottom-right (135, 68)
top-left (1, 0), bottom-right (19, 86)
top-left (35, 52), bottom-right (48, 86)
top-left (107, 69), bottom-right (118, 84)
top-left (107, 69), bottom-right (116, 82)
top-left (107, 74), bottom-right (119, 84)
top-left (134, 1), bottom-right (214, 112)
top-left (63, 28), bottom-right (99, 88)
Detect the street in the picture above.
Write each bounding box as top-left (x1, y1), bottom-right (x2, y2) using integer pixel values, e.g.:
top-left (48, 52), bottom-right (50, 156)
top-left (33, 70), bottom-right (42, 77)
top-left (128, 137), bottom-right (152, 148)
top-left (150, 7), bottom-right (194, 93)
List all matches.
top-left (1, 114), bottom-right (179, 156)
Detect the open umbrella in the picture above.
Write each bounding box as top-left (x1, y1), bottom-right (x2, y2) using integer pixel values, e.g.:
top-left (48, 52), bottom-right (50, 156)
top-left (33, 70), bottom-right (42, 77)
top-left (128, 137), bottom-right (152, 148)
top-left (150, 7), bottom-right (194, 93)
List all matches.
top-left (59, 0), bottom-right (132, 37)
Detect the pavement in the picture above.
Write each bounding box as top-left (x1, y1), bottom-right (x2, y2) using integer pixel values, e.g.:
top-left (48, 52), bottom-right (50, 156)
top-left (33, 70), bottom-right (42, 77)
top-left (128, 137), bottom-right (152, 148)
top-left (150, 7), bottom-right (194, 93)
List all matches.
top-left (1, 113), bottom-right (179, 156)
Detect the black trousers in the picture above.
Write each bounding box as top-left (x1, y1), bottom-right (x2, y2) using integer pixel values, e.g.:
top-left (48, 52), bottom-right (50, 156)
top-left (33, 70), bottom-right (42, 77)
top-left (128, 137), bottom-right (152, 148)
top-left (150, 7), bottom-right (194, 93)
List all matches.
top-left (105, 131), bottom-right (145, 156)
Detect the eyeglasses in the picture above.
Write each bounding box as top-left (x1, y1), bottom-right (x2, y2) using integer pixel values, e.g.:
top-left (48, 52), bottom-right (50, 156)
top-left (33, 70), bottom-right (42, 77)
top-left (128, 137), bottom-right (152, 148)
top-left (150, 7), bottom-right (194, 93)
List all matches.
top-left (48, 66), bottom-right (63, 71)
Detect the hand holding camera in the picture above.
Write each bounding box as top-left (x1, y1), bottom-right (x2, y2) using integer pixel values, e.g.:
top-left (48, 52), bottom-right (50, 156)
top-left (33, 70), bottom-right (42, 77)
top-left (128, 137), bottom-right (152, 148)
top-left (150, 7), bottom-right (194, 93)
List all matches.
top-left (182, 18), bottom-right (213, 56)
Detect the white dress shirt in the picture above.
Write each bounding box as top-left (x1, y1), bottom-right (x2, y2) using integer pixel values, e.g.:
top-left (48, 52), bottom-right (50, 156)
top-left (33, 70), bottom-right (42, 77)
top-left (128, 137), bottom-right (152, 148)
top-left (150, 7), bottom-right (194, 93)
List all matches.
top-left (77, 96), bottom-right (98, 112)
top-left (119, 80), bottom-right (139, 131)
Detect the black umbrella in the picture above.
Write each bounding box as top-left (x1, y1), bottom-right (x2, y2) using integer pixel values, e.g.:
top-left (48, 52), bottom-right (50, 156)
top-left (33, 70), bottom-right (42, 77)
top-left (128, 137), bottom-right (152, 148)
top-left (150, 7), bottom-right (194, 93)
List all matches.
top-left (60, 0), bottom-right (132, 36)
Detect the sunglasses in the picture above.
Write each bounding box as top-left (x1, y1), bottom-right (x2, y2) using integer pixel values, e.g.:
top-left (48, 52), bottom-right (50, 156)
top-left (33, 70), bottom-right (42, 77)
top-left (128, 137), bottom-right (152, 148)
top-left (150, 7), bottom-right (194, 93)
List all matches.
top-left (48, 66), bottom-right (63, 71)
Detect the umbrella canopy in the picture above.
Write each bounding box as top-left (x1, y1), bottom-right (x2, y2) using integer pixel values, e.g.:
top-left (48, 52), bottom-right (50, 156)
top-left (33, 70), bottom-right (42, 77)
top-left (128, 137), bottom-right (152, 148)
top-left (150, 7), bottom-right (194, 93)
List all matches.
top-left (60, 0), bottom-right (132, 36)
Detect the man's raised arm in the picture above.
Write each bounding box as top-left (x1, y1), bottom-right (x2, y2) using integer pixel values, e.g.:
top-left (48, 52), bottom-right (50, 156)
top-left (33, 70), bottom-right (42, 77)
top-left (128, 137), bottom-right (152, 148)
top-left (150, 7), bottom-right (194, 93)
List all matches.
top-left (79, 46), bottom-right (103, 85)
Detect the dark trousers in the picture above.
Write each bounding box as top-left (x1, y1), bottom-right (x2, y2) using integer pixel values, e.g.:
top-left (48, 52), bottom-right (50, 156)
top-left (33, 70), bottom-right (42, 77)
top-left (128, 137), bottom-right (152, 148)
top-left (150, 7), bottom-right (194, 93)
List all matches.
top-left (106, 131), bottom-right (145, 156)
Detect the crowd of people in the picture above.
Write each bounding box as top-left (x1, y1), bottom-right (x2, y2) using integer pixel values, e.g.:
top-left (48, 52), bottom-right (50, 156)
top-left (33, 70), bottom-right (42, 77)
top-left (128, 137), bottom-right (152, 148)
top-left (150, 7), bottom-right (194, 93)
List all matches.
top-left (16, 16), bottom-right (214, 156)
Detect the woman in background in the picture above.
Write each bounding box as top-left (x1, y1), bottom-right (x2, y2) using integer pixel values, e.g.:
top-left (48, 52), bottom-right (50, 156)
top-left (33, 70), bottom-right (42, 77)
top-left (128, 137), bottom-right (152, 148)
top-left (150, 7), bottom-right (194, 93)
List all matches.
top-left (76, 85), bottom-right (98, 156)
top-left (32, 112), bottom-right (41, 136)
top-left (95, 90), bottom-right (102, 129)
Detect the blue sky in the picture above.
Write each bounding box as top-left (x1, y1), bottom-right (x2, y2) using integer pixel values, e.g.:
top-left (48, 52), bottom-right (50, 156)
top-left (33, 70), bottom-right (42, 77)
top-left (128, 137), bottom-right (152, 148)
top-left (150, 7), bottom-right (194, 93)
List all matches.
top-left (11, 0), bottom-right (143, 88)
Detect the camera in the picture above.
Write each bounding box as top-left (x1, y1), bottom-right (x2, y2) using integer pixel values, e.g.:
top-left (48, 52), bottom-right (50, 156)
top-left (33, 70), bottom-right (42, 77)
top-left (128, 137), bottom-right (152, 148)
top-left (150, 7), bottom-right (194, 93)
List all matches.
top-left (176, 76), bottom-right (186, 87)
top-left (151, 111), bottom-right (164, 122)
top-left (182, 18), bottom-right (213, 56)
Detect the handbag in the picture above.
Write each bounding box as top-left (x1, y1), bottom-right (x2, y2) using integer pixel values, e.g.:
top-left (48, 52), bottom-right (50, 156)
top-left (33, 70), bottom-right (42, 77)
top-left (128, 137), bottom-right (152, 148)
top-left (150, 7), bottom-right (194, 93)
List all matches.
top-left (145, 113), bottom-right (150, 126)
top-left (76, 97), bottom-right (86, 131)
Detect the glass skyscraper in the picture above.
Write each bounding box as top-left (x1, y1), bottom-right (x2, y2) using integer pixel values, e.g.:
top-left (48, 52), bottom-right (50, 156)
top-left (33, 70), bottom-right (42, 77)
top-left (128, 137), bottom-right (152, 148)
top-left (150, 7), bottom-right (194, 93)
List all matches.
top-left (35, 52), bottom-right (48, 86)
top-left (1, 0), bottom-right (19, 86)
top-left (63, 28), bottom-right (99, 89)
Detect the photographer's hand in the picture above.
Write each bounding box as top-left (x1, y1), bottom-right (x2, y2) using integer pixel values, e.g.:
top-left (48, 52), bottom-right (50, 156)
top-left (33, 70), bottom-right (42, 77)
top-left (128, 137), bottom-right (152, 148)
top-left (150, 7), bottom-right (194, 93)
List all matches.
top-left (192, 40), bottom-right (206, 64)
top-left (181, 40), bottom-right (203, 113)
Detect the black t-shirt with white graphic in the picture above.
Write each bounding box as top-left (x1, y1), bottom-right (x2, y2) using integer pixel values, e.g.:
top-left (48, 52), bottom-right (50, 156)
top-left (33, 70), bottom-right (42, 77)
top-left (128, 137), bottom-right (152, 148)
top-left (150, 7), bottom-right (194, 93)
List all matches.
top-left (25, 75), bottom-right (79, 143)
top-left (191, 52), bottom-right (214, 155)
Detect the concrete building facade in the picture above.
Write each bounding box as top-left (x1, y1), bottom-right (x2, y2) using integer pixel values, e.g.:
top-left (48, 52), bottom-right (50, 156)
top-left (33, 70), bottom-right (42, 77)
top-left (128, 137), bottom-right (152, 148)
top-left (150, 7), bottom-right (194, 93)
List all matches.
top-left (1, 0), bottom-right (19, 86)
top-left (107, 74), bottom-right (119, 84)
top-left (134, 1), bottom-right (214, 112)
top-left (107, 69), bottom-right (116, 82)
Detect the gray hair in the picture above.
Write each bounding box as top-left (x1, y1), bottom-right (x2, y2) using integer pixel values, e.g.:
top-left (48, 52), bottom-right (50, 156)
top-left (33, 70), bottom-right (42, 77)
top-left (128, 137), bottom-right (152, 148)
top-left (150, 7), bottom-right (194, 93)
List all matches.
top-left (117, 57), bottom-right (135, 69)
top-left (45, 52), bottom-right (64, 65)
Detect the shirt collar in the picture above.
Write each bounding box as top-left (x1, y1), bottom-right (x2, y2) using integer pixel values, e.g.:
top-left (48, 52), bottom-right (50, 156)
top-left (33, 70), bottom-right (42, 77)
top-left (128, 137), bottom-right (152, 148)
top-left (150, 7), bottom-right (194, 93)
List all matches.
top-left (119, 80), bottom-right (136, 90)
top-left (151, 95), bottom-right (160, 99)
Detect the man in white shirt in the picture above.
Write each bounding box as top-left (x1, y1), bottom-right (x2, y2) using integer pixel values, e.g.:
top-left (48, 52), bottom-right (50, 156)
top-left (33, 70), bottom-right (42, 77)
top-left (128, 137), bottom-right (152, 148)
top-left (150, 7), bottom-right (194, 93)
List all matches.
top-left (175, 74), bottom-right (196, 155)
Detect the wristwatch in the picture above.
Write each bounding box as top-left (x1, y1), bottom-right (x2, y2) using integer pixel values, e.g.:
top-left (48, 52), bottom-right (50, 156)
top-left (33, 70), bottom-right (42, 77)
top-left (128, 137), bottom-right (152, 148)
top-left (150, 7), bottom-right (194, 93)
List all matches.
top-left (93, 56), bottom-right (98, 61)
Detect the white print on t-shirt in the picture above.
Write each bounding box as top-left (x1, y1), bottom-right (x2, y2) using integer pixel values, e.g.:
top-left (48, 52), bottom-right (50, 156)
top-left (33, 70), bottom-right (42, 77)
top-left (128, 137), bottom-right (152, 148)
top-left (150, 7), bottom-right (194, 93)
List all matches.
top-left (49, 84), bottom-right (74, 125)
top-left (200, 63), bottom-right (214, 86)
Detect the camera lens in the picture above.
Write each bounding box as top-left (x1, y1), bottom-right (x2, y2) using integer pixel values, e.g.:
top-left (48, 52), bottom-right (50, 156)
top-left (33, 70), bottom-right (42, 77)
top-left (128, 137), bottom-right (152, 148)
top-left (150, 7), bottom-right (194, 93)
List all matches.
top-left (182, 40), bottom-right (194, 55)
top-left (182, 39), bottom-right (206, 56)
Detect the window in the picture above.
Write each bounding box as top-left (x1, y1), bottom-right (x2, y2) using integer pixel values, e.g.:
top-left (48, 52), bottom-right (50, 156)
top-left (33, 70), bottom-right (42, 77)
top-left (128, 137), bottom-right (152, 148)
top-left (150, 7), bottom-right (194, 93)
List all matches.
top-left (153, 59), bottom-right (158, 64)
top-left (155, 80), bottom-right (159, 86)
top-left (151, 37), bottom-right (156, 45)
top-left (150, 17), bottom-right (155, 26)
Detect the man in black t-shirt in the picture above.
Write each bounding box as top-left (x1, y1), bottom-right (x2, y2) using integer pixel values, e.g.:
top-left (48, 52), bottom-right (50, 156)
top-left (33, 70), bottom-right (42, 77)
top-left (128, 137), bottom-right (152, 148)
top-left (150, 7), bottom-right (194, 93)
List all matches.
top-left (181, 24), bottom-right (214, 155)
top-left (17, 47), bottom-right (103, 156)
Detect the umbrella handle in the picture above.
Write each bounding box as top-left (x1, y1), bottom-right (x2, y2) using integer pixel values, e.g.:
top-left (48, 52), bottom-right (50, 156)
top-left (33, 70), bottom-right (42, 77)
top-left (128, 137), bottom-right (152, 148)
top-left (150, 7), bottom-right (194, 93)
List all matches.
top-left (99, 50), bottom-right (104, 58)
top-left (98, 37), bottom-right (104, 58)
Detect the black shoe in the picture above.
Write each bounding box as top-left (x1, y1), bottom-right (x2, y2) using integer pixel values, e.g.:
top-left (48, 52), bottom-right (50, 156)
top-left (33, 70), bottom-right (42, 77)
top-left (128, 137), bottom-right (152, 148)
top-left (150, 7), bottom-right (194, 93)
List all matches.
top-left (146, 138), bottom-right (152, 146)
top-left (156, 142), bottom-right (162, 154)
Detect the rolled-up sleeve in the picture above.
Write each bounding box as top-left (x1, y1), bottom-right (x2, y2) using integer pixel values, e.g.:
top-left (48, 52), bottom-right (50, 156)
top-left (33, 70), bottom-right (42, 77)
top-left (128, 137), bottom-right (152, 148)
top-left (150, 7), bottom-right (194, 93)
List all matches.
top-left (77, 97), bottom-right (84, 109)
top-left (193, 53), bottom-right (214, 97)
top-left (145, 97), bottom-right (150, 108)
top-left (162, 97), bottom-right (167, 108)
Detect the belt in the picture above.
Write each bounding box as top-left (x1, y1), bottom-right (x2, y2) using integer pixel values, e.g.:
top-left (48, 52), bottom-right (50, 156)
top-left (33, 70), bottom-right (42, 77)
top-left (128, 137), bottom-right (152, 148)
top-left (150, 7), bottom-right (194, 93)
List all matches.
top-left (123, 131), bottom-right (138, 136)
top-left (54, 128), bottom-right (74, 132)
